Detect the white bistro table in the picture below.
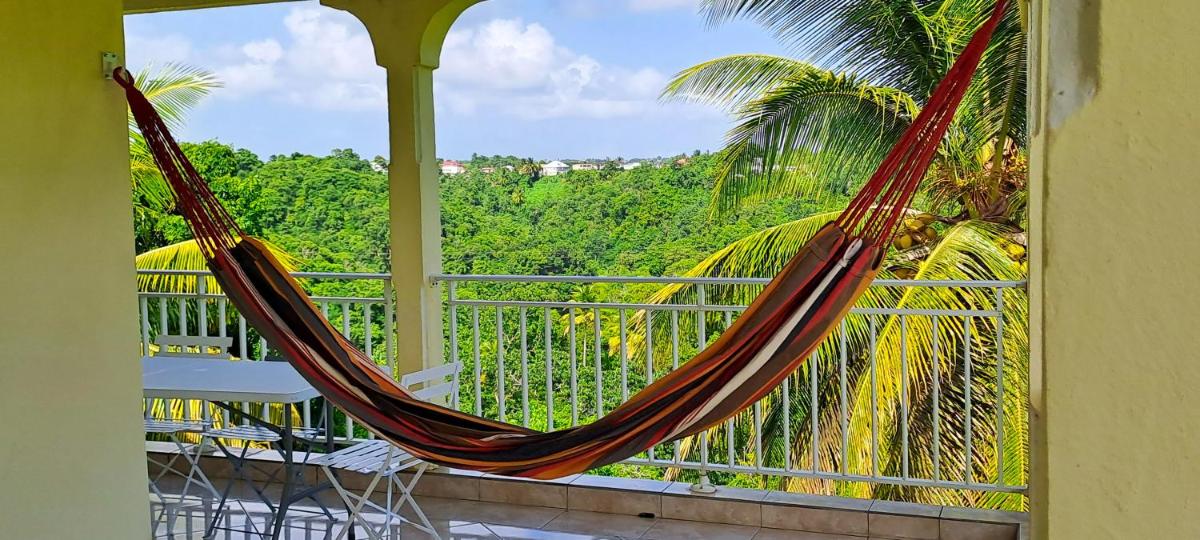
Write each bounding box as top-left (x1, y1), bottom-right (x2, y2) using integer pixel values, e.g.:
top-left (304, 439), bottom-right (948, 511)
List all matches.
top-left (142, 356), bottom-right (321, 403)
top-left (142, 356), bottom-right (334, 539)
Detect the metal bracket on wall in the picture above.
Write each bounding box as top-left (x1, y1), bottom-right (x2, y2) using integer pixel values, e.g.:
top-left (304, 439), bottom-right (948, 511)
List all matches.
top-left (102, 52), bottom-right (120, 80)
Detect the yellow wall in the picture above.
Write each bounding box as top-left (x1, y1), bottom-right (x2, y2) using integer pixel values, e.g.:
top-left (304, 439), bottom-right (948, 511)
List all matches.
top-left (0, 1), bottom-right (151, 537)
top-left (1031, 0), bottom-right (1200, 537)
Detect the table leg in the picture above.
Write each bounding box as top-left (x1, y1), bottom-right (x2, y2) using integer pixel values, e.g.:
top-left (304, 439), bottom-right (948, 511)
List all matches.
top-left (270, 407), bottom-right (295, 540)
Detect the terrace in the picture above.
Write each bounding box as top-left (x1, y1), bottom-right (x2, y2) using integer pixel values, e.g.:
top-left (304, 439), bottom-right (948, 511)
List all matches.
top-left (4, 0), bottom-right (1199, 539)
top-left (136, 269), bottom-right (1027, 538)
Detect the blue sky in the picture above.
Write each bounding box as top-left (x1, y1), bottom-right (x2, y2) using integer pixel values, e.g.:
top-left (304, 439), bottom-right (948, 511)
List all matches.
top-left (124, 0), bottom-right (787, 160)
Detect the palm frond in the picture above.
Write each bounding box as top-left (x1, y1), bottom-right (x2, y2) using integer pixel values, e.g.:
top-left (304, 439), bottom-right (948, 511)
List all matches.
top-left (661, 54), bottom-right (818, 111)
top-left (131, 63), bottom-right (222, 132)
top-left (712, 71), bottom-right (917, 215)
top-left (128, 63), bottom-right (221, 212)
top-left (700, 0), bottom-right (1012, 96)
top-left (136, 238), bottom-right (299, 294)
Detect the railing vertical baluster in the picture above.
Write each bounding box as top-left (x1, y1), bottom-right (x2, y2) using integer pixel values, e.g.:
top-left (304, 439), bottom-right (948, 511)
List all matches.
top-left (544, 307), bottom-right (554, 430)
top-left (994, 288), bottom-right (1006, 487)
top-left (569, 307), bottom-right (578, 426)
top-left (870, 314), bottom-right (878, 477)
top-left (238, 316), bottom-right (247, 361)
top-left (901, 315), bottom-right (910, 479)
top-left (139, 297), bottom-right (150, 356)
top-left (472, 306), bottom-right (481, 416)
top-left (593, 308), bottom-right (602, 417)
top-left (645, 310), bottom-right (655, 383)
top-left (520, 307), bottom-right (529, 427)
top-left (496, 307), bottom-right (506, 422)
top-left (159, 297), bottom-right (168, 339)
top-left (839, 319), bottom-right (849, 474)
top-left (218, 298), bottom-right (227, 338)
top-left (753, 400), bottom-right (763, 470)
top-left (695, 287), bottom-right (711, 475)
top-left (645, 310), bottom-right (654, 461)
top-left (363, 304), bottom-right (373, 359)
top-left (964, 315), bottom-right (974, 484)
top-left (619, 309), bottom-right (629, 402)
top-left (783, 375), bottom-right (792, 473)
top-left (724, 308), bottom-right (736, 467)
top-left (448, 282), bottom-right (459, 409)
top-left (671, 310), bottom-right (681, 463)
top-left (932, 316), bottom-right (942, 482)
top-left (197, 278), bottom-right (207, 338)
top-left (383, 279), bottom-right (395, 373)
top-left (342, 302), bottom-right (354, 437)
top-left (178, 295), bottom-right (187, 338)
top-left (727, 412), bottom-right (736, 467)
top-left (810, 352), bottom-right (818, 473)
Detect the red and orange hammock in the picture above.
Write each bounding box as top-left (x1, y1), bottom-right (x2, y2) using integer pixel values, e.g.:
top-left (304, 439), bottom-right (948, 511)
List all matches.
top-left (118, 0), bottom-right (1008, 479)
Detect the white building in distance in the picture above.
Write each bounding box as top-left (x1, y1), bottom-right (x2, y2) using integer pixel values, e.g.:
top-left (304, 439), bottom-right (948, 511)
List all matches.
top-left (622, 162), bottom-right (642, 170)
top-left (541, 160), bottom-right (570, 176)
top-left (571, 162), bottom-right (599, 171)
top-left (440, 159), bottom-right (466, 175)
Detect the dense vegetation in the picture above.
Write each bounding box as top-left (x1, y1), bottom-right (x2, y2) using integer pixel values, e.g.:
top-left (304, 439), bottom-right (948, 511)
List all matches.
top-left (137, 144), bottom-right (834, 289)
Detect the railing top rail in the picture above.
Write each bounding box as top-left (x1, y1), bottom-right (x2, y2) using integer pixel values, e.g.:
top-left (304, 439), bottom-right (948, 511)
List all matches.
top-left (430, 273), bottom-right (1027, 289)
top-left (135, 269), bottom-right (392, 280)
top-left (135, 269), bottom-right (1025, 289)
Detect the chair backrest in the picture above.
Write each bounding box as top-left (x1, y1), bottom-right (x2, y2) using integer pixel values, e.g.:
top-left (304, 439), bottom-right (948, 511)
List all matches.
top-left (153, 334), bottom-right (233, 359)
top-left (399, 362), bottom-right (462, 403)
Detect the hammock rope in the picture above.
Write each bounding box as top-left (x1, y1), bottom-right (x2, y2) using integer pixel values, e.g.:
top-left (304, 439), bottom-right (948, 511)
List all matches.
top-left (117, 0), bottom-right (1009, 479)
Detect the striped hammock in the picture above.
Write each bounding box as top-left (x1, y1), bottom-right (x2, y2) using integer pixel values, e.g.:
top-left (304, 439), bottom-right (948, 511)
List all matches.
top-left (117, 0), bottom-right (1009, 479)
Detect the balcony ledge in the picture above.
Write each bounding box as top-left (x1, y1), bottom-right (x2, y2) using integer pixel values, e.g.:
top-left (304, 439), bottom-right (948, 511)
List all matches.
top-left (148, 441), bottom-right (1027, 539)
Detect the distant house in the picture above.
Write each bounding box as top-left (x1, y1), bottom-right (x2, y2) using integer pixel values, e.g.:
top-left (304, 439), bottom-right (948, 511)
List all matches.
top-left (571, 162), bottom-right (599, 171)
top-left (622, 162), bottom-right (642, 170)
top-left (503, 165), bottom-right (516, 172)
top-left (480, 166), bottom-right (496, 174)
top-left (440, 160), bottom-right (466, 175)
top-left (542, 160), bottom-right (570, 176)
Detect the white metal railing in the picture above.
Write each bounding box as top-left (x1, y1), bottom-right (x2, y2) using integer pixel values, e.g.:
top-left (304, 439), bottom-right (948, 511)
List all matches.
top-left (135, 269), bottom-right (1029, 495)
top-left (136, 269), bottom-right (395, 442)
top-left (433, 274), bottom-right (1029, 495)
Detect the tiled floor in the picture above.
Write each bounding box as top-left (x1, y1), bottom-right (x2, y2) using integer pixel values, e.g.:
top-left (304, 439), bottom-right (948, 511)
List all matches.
top-left (150, 483), bottom-right (898, 539)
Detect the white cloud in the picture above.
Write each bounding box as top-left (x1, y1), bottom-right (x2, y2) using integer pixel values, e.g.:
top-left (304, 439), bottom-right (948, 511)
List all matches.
top-left (242, 39), bottom-right (283, 63)
top-left (131, 7), bottom-right (385, 112)
top-left (436, 18), bottom-right (670, 120)
top-left (627, 0), bottom-right (698, 12)
top-left (125, 8), bottom-right (695, 120)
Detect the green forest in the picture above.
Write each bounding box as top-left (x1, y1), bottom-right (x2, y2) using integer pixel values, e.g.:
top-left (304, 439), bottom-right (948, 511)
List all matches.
top-left (135, 144), bottom-right (830, 283)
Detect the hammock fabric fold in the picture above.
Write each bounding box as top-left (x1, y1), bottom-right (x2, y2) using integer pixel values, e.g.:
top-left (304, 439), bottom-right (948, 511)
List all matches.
top-left (117, 0), bottom-right (1008, 479)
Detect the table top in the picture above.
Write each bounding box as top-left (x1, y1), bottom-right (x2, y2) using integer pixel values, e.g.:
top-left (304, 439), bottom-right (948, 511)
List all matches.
top-left (142, 356), bottom-right (321, 403)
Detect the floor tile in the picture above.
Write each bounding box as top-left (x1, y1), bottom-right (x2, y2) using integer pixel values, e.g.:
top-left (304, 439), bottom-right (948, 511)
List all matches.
top-left (485, 522), bottom-right (623, 539)
top-left (414, 496), bottom-right (564, 528)
top-left (543, 510), bottom-right (658, 538)
top-left (752, 528), bottom-right (866, 540)
top-left (640, 518), bottom-right (759, 540)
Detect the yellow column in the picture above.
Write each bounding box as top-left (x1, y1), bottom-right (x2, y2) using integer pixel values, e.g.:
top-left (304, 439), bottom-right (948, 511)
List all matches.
top-left (322, 0), bottom-right (478, 375)
top-left (1030, 0), bottom-right (1200, 538)
top-left (0, 1), bottom-right (150, 537)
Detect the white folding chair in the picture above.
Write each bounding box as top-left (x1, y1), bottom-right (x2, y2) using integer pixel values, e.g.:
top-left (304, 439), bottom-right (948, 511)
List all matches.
top-left (144, 335), bottom-right (228, 534)
top-left (311, 361), bottom-right (462, 540)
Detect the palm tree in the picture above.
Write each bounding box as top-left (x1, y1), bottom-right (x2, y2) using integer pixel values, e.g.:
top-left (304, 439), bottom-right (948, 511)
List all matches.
top-left (129, 65), bottom-right (221, 211)
top-left (636, 0), bottom-right (1028, 509)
